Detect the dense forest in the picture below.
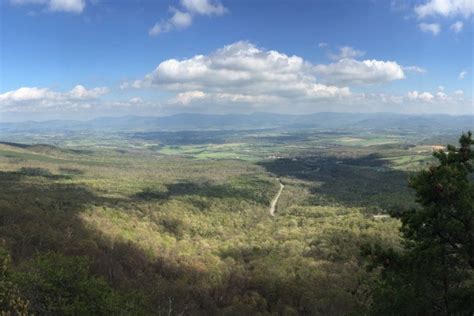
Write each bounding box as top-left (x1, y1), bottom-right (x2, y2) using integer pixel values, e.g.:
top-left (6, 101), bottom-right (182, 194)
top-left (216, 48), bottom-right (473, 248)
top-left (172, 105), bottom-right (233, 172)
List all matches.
top-left (0, 129), bottom-right (472, 315)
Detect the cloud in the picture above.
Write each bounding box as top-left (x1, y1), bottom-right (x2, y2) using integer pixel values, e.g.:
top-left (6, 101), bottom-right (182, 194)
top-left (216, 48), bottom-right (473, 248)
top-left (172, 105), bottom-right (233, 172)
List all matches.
top-left (314, 58), bottom-right (405, 85)
top-left (181, 0), bottom-right (227, 15)
top-left (118, 42), bottom-right (470, 114)
top-left (415, 0), bottom-right (474, 18)
top-left (318, 42), bottom-right (328, 48)
top-left (10, 0), bottom-right (86, 13)
top-left (0, 87), bottom-right (55, 102)
top-left (49, 0), bottom-right (85, 12)
top-left (0, 85), bottom-right (108, 110)
top-left (149, 0), bottom-right (227, 36)
top-left (170, 9), bottom-right (194, 28)
top-left (403, 66), bottom-right (427, 74)
top-left (459, 70), bottom-right (467, 79)
top-left (173, 90), bottom-right (207, 105)
top-left (68, 85), bottom-right (109, 99)
top-left (133, 41), bottom-right (351, 107)
top-left (435, 91), bottom-right (449, 100)
top-left (128, 97), bottom-right (144, 104)
top-left (395, 89), bottom-right (468, 114)
top-left (407, 90), bottom-right (435, 102)
top-left (364, 88), bottom-right (469, 114)
top-left (450, 21), bottom-right (464, 32)
top-left (314, 45), bottom-right (411, 85)
top-left (149, 9), bottom-right (193, 35)
top-left (329, 46), bottom-right (365, 60)
top-left (418, 22), bottom-right (441, 35)
top-left (406, 89), bottom-right (464, 103)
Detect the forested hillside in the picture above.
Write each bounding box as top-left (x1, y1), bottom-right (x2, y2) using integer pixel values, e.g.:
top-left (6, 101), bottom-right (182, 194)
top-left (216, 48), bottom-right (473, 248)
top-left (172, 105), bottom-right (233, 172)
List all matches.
top-left (0, 128), bottom-right (472, 314)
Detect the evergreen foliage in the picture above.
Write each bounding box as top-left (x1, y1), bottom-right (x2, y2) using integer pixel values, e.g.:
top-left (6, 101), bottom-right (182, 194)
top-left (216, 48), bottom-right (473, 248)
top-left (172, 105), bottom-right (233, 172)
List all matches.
top-left (367, 132), bottom-right (474, 315)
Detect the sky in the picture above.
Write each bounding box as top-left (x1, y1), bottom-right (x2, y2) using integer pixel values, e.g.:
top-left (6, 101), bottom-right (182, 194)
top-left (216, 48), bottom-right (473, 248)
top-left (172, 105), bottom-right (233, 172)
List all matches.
top-left (0, 0), bottom-right (473, 121)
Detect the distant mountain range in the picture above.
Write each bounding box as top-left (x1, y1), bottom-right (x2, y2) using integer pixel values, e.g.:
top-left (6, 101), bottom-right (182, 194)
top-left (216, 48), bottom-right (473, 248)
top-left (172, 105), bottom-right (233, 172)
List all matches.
top-left (1, 112), bottom-right (473, 133)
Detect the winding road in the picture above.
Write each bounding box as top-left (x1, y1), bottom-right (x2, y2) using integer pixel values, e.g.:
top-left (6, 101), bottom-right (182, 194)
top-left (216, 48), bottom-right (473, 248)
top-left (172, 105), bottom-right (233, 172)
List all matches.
top-left (269, 179), bottom-right (284, 216)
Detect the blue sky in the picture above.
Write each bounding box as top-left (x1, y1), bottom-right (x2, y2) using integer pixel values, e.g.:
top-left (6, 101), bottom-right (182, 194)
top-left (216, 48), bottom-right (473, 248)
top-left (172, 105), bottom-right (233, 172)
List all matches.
top-left (0, 0), bottom-right (472, 121)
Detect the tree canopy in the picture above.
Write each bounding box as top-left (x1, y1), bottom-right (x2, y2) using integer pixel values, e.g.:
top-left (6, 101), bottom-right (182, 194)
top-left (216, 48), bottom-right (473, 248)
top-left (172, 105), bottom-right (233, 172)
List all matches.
top-left (368, 132), bottom-right (474, 315)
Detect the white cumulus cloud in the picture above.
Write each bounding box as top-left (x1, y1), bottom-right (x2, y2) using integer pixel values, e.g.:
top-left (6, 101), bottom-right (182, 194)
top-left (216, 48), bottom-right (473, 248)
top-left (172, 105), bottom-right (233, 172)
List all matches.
top-left (173, 90), bottom-right (207, 105)
top-left (68, 85), bottom-right (109, 99)
top-left (418, 22), bottom-right (441, 35)
top-left (314, 58), bottom-right (405, 85)
top-left (435, 91), bottom-right (449, 100)
top-left (415, 0), bottom-right (474, 18)
top-left (407, 90), bottom-right (435, 102)
top-left (450, 21), bottom-right (464, 32)
top-left (133, 41), bottom-right (352, 107)
top-left (329, 46), bottom-right (365, 61)
top-left (181, 0), bottom-right (227, 15)
top-left (120, 42), bottom-right (470, 114)
top-left (149, 0), bottom-right (227, 36)
top-left (149, 9), bottom-right (193, 35)
top-left (406, 89), bottom-right (463, 103)
top-left (0, 85), bottom-right (108, 110)
top-left (49, 0), bottom-right (85, 13)
top-left (0, 87), bottom-right (55, 102)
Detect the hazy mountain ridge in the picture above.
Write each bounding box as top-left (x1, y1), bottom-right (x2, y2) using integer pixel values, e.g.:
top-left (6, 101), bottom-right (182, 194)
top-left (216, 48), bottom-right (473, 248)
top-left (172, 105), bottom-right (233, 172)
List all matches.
top-left (1, 112), bottom-right (473, 133)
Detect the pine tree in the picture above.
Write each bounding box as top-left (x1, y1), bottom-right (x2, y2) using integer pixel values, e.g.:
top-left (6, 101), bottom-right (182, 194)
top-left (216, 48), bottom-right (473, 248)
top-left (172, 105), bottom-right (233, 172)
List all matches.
top-left (368, 132), bottom-right (474, 315)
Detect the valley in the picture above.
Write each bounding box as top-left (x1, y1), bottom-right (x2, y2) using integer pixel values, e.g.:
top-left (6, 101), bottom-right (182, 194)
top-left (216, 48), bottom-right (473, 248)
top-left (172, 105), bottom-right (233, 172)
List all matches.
top-left (1, 113), bottom-right (466, 314)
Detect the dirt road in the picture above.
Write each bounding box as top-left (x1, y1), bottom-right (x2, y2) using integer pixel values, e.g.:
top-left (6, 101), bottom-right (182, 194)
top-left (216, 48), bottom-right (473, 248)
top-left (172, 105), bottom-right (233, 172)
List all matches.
top-left (269, 179), bottom-right (284, 216)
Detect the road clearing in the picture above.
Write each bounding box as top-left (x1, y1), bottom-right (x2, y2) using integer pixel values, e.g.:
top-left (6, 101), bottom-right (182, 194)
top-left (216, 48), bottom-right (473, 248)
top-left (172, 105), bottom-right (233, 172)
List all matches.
top-left (270, 178), bottom-right (284, 216)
